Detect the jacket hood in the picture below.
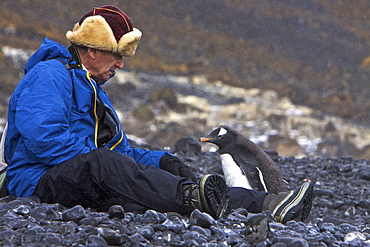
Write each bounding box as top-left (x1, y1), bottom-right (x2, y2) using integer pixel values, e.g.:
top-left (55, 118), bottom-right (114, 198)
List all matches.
top-left (25, 38), bottom-right (70, 74)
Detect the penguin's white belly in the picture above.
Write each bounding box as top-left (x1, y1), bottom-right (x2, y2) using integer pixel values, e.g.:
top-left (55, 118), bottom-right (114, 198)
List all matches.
top-left (220, 154), bottom-right (253, 190)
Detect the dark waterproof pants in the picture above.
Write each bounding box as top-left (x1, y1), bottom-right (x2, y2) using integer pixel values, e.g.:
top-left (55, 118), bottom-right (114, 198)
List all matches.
top-left (33, 148), bottom-right (266, 214)
top-left (227, 187), bottom-right (267, 213)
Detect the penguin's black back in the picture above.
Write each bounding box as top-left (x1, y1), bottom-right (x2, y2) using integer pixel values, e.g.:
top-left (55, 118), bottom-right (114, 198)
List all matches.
top-left (219, 125), bottom-right (286, 194)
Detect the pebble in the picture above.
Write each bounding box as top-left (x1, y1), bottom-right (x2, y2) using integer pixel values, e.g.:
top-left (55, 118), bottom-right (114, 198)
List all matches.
top-left (0, 151), bottom-right (370, 246)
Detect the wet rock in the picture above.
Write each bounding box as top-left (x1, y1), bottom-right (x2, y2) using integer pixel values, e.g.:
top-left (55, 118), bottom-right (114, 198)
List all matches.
top-left (358, 168), bottom-right (370, 180)
top-left (189, 209), bottom-right (216, 228)
top-left (174, 137), bottom-right (202, 162)
top-left (12, 204), bottom-right (30, 216)
top-left (161, 214), bottom-right (187, 233)
top-left (92, 227), bottom-right (122, 245)
top-left (274, 236), bottom-right (309, 247)
top-left (59, 222), bottom-right (77, 235)
top-left (62, 205), bottom-right (86, 222)
top-left (182, 230), bottom-right (208, 245)
top-left (0, 227), bottom-right (15, 242)
top-left (23, 226), bottom-right (45, 243)
top-left (344, 231), bottom-right (367, 244)
top-left (224, 228), bottom-right (244, 245)
top-left (41, 233), bottom-right (62, 246)
top-left (358, 200), bottom-right (370, 209)
top-left (79, 217), bottom-right (99, 227)
top-left (108, 204), bottom-right (125, 219)
top-left (243, 214), bottom-right (270, 244)
top-left (0, 153), bottom-right (369, 245)
top-left (137, 209), bottom-right (167, 224)
top-left (0, 203), bottom-right (12, 217)
top-left (155, 229), bottom-right (182, 243)
top-left (189, 225), bottom-right (212, 237)
top-left (322, 216), bottom-right (349, 226)
top-left (340, 223), bottom-right (359, 234)
top-left (129, 232), bottom-right (149, 244)
top-left (137, 225), bottom-right (155, 240)
top-left (87, 235), bottom-right (108, 246)
top-left (7, 196), bottom-right (38, 208)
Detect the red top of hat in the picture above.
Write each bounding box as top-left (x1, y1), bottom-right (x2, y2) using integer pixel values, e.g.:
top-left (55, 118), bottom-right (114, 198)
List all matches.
top-left (79, 5), bottom-right (133, 42)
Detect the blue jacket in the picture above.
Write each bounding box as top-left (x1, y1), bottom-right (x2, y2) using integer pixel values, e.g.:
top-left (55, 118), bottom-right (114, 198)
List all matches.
top-left (5, 38), bottom-right (168, 197)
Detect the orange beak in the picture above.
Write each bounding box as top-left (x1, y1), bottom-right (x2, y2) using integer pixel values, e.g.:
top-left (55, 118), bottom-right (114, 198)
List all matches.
top-left (199, 137), bottom-right (212, 142)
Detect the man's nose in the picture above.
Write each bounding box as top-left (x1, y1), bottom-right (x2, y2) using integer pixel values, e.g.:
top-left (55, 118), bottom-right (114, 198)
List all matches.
top-left (116, 57), bottom-right (124, 69)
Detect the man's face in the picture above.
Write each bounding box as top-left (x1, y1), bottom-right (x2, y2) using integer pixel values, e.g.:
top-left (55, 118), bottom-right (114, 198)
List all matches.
top-left (89, 50), bottom-right (124, 82)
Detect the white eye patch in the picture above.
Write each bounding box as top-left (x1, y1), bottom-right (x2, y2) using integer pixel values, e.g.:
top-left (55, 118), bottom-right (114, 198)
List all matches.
top-left (218, 127), bottom-right (228, 137)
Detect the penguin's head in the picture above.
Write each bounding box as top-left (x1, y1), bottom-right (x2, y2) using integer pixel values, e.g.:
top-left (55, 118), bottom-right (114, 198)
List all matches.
top-left (199, 125), bottom-right (236, 150)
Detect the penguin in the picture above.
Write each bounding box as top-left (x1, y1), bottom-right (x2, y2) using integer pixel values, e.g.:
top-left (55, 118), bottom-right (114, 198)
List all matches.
top-left (199, 125), bottom-right (286, 194)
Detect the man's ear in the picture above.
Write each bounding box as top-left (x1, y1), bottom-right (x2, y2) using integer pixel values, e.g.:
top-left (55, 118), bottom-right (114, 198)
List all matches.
top-left (87, 48), bottom-right (97, 59)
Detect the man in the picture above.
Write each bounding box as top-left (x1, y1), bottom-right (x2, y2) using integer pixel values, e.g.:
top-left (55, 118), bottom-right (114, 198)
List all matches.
top-left (4, 5), bottom-right (313, 223)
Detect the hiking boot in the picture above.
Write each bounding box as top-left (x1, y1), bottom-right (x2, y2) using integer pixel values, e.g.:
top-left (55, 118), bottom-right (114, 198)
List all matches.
top-left (263, 181), bottom-right (314, 224)
top-left (183, 174), bottom-right (229, 219)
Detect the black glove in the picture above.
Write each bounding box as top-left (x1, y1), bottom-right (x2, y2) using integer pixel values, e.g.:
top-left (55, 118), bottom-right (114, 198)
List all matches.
top-left (160, 154), bottom-right (197, 182)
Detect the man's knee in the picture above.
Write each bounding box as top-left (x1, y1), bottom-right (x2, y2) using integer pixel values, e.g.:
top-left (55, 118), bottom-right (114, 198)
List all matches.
top-left (89, 148), bottom-right (136, 165)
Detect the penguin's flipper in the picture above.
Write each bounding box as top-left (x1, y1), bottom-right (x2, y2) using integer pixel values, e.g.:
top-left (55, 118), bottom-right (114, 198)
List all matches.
top-left (255, 166), bottom-right (268, 192)
top-left (242, 165), bottom-right (269, 192)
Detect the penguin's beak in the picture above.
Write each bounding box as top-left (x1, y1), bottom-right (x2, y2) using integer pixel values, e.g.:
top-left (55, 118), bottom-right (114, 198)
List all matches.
top-left (199, 137), bottom-right (212, 142)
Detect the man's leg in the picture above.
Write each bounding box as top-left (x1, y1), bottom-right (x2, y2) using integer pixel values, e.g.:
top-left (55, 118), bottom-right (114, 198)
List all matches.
top-left (34, 148), bottom-right (229, 219)
top-left (227, 187), bottom-right (267, 213)
top-left (34, 148), bottom-right (192, 213)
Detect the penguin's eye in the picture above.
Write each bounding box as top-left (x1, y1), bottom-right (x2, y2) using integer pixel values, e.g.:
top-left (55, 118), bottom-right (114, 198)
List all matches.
top-left (217, 134), bottom-right (223, 139)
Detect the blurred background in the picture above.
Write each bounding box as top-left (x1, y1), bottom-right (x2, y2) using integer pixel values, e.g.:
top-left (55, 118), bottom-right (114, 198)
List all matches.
top-left (1, 0), bottom-right (370, 159)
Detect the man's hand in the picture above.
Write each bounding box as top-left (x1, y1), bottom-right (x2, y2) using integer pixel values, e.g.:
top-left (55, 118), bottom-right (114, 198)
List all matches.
top-left (160, 154), bottom-right (196, 182)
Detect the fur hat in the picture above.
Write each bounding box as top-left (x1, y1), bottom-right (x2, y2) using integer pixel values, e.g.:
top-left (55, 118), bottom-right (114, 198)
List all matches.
top-left (66, 5), bottom-right (142, 57)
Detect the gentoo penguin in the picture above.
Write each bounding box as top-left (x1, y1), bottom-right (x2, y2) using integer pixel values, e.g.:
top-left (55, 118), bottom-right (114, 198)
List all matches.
top-left (199, 125), bottom-right (286, 194)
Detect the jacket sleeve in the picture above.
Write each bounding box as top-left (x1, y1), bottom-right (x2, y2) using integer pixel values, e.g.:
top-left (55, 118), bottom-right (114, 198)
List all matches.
top-left (12, 61), bottom-right (92, 165)
top-left (105, 129), bottom-right (170, 169)
top-left (125, 147), bottom-right (170, 168)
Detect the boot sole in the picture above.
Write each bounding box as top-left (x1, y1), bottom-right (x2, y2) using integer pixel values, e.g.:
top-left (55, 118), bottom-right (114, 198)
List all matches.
top-left (273, 182), bottom-right (314, 224)
top-left (199, 174), bottom-right (229, 219)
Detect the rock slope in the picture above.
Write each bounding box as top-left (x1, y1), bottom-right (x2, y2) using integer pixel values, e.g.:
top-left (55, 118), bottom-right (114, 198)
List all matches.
top-left (106, 71), bottom-right (370, 160)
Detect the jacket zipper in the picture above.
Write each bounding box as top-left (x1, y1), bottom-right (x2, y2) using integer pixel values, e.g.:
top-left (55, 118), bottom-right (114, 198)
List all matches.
top-left (87, 73), bottom-right (123, 149)
top-left (86, 73), bottom-right (100, 148)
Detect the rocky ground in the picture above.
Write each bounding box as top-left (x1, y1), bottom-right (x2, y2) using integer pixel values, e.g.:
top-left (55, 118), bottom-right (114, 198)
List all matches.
top-left (0, 136), bottom-right (369, 246)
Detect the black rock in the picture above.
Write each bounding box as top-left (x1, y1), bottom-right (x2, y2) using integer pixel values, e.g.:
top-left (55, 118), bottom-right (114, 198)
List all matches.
top-left (62, 205), bottom-right (86, 222)
top-left (59, 222), bottom-right (77, 235)
top-left (87, 235), bottom-right (108, 246)
top-left (129, 232), bottom-right (149, 244)
top-left (92, 227), bottom-right (122, 245)
top-left (274, 236), bottom-right (309, 247)
top-left (12, 204), bottom-right (30, 216)
top-left (182, 230), bottom-right (208, 245)
top-left (137, 225), bottom-right (155, 240)
top-left (358, 168), bottom-right (370, 180)
top-left (79, 217), bottom-right (99, 227)
top-left (137, 209), bottom-right (167, 224)
top-left (161, 214), bottom-right (187, 233)
top-left (189, 209), bottom-right (216, 228)
top-left (189, 225), bottom-right (212, 237)
top-left (41, 233), bottom-right (62, 246)
top-left (108, 204), bottom-right (125, 219)
top-left (0, 152), bottom-right (370, 245)
top-left (174, 137), bottom-right (202, 162)
top-left (243, 214), bottom-right (270, 244)
top-left (155, 229), bottom-right (182, 243)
